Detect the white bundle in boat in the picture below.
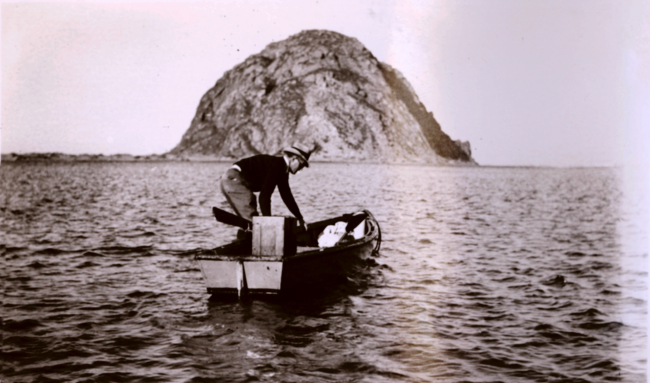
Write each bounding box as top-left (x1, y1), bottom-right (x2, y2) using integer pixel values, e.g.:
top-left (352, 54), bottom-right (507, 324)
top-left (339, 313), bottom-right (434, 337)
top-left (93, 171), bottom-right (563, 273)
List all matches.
top-left (318, 221), bottom-right (349, 248)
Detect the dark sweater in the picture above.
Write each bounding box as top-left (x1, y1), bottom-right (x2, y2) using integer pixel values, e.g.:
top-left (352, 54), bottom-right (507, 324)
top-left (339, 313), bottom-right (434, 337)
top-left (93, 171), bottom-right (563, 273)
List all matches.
top-left (234, 155), bottom-right (303, 220)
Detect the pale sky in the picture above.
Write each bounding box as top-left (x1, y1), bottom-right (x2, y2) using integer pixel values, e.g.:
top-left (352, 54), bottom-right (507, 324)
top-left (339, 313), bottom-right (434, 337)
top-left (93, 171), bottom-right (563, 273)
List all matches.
top-left (2, 0), bottom-right (649, 167)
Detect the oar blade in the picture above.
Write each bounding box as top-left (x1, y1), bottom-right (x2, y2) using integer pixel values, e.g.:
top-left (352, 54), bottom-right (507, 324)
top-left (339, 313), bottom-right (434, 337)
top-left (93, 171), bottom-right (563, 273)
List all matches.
top-left (212, 207), bottom-right (249, 230)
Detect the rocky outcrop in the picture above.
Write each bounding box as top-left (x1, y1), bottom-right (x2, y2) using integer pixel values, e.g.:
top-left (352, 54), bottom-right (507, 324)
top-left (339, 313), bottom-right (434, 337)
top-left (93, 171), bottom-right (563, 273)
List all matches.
top-left (170, 30), bottom-right (475, 165)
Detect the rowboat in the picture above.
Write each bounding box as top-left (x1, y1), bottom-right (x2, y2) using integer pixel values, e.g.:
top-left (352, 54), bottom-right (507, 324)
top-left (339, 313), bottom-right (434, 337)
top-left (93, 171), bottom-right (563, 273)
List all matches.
top-left (196, 209), bottom-right (381, 296)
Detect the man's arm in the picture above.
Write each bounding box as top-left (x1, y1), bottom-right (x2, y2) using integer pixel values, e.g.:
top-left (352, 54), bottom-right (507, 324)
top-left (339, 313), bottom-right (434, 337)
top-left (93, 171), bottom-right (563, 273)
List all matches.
top-left (258, 173), bottom-right (277, 216)
top-left (277, 176), bottom-right (303, 222)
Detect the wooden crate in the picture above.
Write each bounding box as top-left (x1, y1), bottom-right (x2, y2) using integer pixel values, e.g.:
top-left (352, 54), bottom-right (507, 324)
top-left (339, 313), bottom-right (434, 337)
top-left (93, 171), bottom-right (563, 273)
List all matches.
top-left (252, 216), bottom-right (297, 257)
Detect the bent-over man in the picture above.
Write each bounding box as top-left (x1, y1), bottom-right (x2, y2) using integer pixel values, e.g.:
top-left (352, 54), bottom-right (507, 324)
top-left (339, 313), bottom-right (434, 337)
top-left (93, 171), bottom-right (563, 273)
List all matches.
top-left (220, 143), bottom-right (315, 230)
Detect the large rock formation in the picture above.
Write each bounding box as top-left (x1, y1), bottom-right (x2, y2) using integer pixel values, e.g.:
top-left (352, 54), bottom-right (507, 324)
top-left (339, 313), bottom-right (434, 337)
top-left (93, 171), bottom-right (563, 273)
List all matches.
top-left (169, 30), bottom-right (475, 164)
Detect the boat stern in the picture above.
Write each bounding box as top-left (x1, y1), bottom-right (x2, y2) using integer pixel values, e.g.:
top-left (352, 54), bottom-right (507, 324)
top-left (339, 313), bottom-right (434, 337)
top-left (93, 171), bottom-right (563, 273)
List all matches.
top-left (196, 254), bottom-right (283, 296)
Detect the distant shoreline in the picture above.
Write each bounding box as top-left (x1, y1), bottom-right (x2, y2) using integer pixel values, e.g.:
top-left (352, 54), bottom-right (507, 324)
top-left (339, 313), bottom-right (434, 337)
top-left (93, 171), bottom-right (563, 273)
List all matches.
top-left (1, 152), bottom-right (479, 166)
top-left (2, 152), bottom-right (198, 163)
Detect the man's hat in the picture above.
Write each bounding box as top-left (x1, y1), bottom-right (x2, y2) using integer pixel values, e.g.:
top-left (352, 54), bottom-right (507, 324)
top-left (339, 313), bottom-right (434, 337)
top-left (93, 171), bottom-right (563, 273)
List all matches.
top-left (283, 143), bottom-right (315, 167)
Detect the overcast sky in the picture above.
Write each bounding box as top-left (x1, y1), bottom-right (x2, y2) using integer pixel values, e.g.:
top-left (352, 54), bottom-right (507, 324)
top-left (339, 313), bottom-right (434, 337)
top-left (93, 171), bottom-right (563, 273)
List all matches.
top-left (2, 0), bottom-right (649, 167)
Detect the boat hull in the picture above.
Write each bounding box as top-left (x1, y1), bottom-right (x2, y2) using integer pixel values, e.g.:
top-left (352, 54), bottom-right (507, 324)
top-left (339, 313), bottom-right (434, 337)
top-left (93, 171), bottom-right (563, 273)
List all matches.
top-left (196, 210), bottom-right (380, 296)
top-left (280, 239), bottom-right (375, 292)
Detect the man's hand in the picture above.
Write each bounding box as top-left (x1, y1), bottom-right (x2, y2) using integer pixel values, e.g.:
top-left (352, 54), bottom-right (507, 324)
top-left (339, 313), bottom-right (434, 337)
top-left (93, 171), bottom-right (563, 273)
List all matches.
top-left (298, 219), bottom-right (308, 232)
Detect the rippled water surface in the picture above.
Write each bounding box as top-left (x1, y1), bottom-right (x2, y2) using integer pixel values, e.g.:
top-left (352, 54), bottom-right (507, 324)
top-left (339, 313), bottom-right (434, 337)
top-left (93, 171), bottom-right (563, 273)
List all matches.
top-left (2, 162), bottom-right (647, 382)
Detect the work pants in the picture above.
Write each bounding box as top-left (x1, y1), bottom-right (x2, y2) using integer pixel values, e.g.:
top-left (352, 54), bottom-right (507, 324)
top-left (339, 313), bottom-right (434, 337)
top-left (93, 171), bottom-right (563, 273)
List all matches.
top-left (220, 168), bottom-right (258, 222)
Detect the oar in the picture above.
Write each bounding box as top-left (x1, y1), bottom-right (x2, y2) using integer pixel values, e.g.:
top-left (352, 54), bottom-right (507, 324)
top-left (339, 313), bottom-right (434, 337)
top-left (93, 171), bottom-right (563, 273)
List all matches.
top-left (212, 206), bottom-right (249, 230)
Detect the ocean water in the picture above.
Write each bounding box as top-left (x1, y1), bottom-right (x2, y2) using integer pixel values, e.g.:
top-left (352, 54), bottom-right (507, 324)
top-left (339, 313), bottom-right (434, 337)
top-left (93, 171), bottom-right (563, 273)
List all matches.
top-left (1, 162), bottom-right (647, 383)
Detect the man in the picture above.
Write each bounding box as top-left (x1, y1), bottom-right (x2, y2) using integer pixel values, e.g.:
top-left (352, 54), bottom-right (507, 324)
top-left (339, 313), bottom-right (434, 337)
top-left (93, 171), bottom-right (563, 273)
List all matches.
top-left (220, 143), bottom-right (315, 230)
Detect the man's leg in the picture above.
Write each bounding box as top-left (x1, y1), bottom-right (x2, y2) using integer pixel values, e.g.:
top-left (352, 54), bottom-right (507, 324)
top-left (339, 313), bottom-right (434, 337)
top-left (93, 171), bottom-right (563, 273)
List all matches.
top-left (220, 168), bottom-right (258, 223)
